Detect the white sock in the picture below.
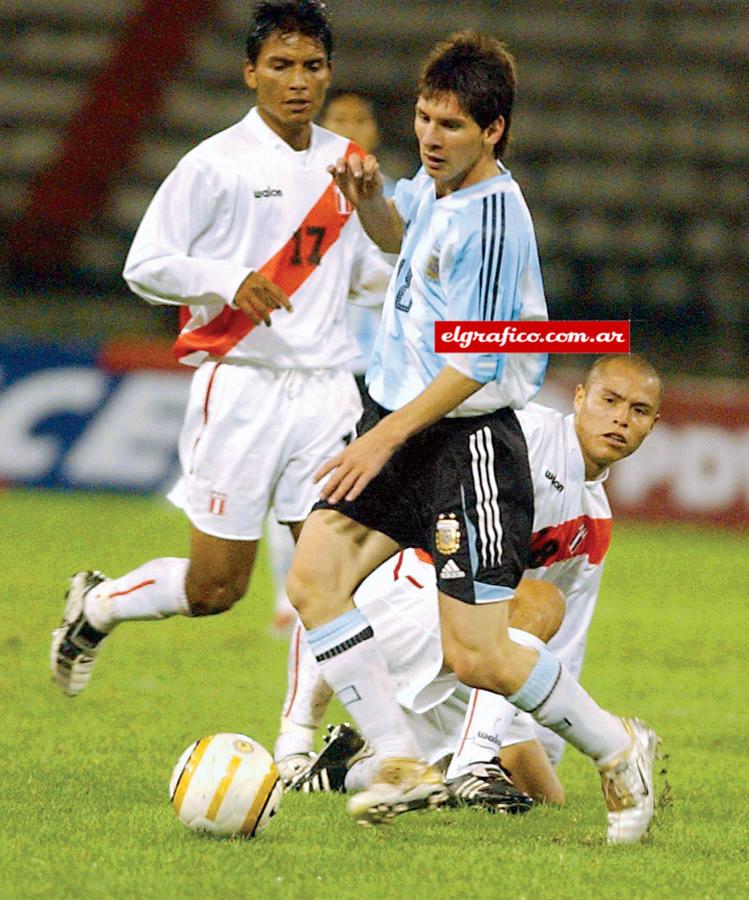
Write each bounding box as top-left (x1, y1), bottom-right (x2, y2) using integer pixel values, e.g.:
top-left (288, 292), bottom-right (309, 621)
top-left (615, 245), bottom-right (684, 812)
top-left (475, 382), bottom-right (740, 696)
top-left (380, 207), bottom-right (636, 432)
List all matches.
top-left (508, 647), bottom-right (631, 766)
top-left (265, 517), bottom-right (296, 616)
top-left (84, 558), bottom-right (190, 633)
top-left (305, 608), bottom-right (419, 760)
top-left (531, 666), bottom-right (631, 766)
top-left (280, 623), bottom-right (333, 730)
top-left (273, 718), bottom-right (316, 761)
top-left (446, 629), bottom-right (545, 780)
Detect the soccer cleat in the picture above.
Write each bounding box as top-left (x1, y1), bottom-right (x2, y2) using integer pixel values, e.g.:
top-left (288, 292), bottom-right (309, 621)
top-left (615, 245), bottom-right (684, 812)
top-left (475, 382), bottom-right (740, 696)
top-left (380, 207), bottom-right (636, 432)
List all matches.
top-left (290, 723), bottom-right (373, 793)
top-left (599, 717), bottom-right (659, 844)
top-left (346, 757), bottom-right (449, 826)
top-left (275, 751), bottom-right (316, 788)
top-left (445, 760), bottom-right (535, 814)
top-left (50, 571), bottom-right (109, 697)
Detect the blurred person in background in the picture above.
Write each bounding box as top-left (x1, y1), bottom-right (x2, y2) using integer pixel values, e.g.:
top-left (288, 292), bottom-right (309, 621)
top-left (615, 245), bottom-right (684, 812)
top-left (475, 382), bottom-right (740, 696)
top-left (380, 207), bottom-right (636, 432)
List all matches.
top-left (268, 91), bottom-right (394, 638)
top-left (50, 0), bottom-right (390, 697)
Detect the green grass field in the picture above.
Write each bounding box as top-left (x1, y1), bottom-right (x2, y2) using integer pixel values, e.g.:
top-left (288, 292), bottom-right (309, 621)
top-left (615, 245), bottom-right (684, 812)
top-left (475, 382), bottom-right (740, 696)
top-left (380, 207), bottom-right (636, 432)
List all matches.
top-left (1, 487), bottom-right (747, 899)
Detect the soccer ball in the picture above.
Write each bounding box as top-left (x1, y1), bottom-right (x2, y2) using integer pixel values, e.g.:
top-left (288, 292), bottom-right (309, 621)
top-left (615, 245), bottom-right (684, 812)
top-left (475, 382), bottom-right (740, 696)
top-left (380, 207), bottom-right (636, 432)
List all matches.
top-left (169, 733), bottom-right (283, 837)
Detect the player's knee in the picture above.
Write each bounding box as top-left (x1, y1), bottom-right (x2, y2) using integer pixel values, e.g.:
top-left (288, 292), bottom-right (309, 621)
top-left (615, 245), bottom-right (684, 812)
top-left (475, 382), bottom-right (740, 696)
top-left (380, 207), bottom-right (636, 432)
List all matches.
top-left (185, 574), bottom-right (247, 616)
top-left (286, 562), bottom-right (334, 626)
top-left (510, 580), bottom-right (566, 644)
top-left (442, 642), bottom-right (492, 690)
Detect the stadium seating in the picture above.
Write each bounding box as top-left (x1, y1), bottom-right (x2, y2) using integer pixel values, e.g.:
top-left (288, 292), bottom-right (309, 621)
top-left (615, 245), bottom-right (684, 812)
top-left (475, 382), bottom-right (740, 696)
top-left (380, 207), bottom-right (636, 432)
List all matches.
top-left (1, 0), bottom-right (745, 373)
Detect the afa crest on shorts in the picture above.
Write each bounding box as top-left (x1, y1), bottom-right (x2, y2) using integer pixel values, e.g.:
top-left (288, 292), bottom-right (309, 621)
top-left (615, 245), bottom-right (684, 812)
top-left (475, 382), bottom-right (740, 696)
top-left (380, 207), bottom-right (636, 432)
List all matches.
top-left (435, 513), bottom-right (461, 555)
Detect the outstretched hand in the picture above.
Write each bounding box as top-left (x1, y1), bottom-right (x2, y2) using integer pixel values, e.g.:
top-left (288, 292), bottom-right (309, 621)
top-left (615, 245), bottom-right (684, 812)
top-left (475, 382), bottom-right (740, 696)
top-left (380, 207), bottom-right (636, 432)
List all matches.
top-left (327, 153), bottom-right (385, 208)
top-left (232, 271), bottom-right (292, 327)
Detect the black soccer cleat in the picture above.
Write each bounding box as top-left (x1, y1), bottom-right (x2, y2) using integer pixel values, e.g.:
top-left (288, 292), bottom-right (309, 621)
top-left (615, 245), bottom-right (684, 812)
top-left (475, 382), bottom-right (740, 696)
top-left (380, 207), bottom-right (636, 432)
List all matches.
top-left (445, 760), bottom-right (535, 814)
top-left (290, 723), bottom-right (373, 793)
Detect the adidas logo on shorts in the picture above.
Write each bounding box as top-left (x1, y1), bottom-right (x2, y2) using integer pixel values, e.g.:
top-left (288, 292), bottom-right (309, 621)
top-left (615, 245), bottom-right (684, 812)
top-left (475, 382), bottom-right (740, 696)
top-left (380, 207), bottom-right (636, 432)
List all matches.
top-left (440, 559), bottom-right (465, 579)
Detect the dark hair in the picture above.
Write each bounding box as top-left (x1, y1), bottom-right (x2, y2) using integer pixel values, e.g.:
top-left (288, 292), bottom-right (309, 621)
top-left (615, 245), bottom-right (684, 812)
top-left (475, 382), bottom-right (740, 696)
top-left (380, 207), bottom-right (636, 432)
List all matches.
top-left (419, 31), bottom-right (516, 158)
top-left (246, 0), bottom-right (333, 63)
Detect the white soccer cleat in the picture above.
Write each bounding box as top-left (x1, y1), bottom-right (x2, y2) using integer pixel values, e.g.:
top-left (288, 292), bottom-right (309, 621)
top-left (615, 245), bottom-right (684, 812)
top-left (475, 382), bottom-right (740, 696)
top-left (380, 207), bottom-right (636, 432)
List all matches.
top-left (50, 571), bottom-right (110, 697)
top-left (275, 751), bottom-right (316, 788)
top-left (347, 757), bottom-right (449, 826)
top-left (599, 717), bottom-right (659, 844)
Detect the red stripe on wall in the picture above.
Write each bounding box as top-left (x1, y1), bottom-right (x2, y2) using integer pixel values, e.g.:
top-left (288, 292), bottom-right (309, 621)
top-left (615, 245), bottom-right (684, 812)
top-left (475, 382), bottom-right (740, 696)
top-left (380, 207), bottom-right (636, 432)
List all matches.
top-left (9, 0), bottom-right (219, 278)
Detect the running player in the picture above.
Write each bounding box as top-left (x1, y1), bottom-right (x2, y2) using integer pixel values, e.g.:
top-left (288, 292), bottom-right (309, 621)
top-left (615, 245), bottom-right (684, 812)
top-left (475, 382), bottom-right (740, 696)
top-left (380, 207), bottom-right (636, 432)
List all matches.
top-left (278, 357), bottom-right (661, 839)
top-left (50, 1), bottom-right (390, 696)
top-left (286, 32), bottom-right (661, 844)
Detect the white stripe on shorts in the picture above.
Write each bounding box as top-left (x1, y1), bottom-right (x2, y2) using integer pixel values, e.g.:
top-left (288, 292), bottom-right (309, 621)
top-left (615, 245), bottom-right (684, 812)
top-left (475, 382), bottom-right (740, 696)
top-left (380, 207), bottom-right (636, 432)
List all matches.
top-left (469, 427), bottom-right (503, 569)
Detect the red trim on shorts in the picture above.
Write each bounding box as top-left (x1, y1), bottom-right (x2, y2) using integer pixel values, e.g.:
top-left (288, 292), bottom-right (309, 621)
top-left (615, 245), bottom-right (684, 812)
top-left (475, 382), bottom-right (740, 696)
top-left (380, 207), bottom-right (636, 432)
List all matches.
top-left (414, 548), bottom-right (433, 565)
top-left (173, 141), bottom-right (363, 361)
top-left (203, 362), bottom-right (222, 425)
top-left (282, 624), bottom-right (303, 718)
top-left (109, 579), bottom-right (156, 599)
top-left (392, 550), bottom-right (405, 581)
top-left (405, 574), bottom-right (424, 589)
top-left (455, 688), bottom-right (480, 757)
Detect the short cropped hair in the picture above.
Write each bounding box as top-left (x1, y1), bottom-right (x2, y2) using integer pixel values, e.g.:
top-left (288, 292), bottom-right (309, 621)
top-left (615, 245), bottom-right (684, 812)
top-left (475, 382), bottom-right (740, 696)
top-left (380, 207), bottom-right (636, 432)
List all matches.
top-left (586, 353), bottom-right (664, 408)
top-left (419, 31), bottom-right (517, 158)
top-left (246, 0), bottom-right (333, 63)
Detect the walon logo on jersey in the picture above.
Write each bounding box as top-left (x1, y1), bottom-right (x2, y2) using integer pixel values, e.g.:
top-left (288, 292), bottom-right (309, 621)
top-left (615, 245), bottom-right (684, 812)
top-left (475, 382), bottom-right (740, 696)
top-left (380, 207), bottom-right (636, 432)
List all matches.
top-left (254, 187), bottom-right (283, 198)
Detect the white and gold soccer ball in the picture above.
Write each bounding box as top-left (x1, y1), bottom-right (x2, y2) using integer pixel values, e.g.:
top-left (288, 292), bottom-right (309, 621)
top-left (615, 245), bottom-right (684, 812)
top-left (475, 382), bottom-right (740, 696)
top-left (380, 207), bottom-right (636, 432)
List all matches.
top-left (169, 733), bottom-right (283, 837)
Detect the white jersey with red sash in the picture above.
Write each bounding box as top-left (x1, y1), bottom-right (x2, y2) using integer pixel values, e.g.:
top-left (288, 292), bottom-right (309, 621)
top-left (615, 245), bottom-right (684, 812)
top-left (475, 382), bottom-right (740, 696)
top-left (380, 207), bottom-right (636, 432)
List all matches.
top-left (517, 403), bottom-right (612, 680)
top-left (123, 107), bottom-right (391, 369)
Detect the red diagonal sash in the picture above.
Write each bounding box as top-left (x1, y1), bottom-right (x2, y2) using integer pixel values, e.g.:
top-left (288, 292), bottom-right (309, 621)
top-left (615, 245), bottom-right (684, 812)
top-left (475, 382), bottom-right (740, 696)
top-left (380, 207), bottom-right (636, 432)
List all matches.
top-left (528, 515), bottom-right (612, 568)
top-left (174, 141), bottom-right (361, 361)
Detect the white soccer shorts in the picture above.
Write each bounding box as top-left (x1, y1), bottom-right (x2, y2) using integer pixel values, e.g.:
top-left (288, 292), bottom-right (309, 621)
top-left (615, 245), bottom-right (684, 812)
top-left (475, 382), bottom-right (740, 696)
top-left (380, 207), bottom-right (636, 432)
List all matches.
top-left (168, 361), bottom-right (362, 540)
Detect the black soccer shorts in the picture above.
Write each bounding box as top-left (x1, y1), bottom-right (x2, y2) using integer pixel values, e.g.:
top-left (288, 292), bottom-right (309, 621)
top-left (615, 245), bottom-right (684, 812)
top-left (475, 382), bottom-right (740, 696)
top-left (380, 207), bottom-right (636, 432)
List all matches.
top-left (313, 392), bottom-right (533, 604)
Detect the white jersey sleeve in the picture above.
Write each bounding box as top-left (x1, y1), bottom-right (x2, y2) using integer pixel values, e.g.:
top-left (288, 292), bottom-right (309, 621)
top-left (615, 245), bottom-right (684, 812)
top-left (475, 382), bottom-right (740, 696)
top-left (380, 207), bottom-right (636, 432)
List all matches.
top-left (123, 156), bottom-right (251, 309)
top-left (123, 109), bottom-right (379, 371)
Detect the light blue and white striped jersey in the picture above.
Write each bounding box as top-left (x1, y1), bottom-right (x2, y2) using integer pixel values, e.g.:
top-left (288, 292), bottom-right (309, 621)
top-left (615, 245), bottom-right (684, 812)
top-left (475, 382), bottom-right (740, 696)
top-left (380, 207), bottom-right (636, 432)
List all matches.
top-left (366, 165), bottom-right (548, 416)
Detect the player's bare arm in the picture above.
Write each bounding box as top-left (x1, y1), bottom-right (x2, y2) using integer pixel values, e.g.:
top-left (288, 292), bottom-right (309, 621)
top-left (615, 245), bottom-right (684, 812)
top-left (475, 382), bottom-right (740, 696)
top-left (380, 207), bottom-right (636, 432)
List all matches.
top-left (316, 366), bottom-right (483, 503)
top-left (232, 271), bottom-right (293, 327)
top-left (328, 153), bottom-right (404, 253)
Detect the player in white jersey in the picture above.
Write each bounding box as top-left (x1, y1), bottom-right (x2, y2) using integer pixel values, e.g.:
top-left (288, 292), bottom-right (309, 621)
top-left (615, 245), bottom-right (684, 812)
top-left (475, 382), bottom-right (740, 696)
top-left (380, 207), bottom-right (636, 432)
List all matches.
top-left (286, 32), bottom-right (662, 843)
top-left (267, 91), bottom-right (394, 637)
top-left (50, 1), bottom-right (390, 697)
top-left (277, 357), bottom-right (662, 832)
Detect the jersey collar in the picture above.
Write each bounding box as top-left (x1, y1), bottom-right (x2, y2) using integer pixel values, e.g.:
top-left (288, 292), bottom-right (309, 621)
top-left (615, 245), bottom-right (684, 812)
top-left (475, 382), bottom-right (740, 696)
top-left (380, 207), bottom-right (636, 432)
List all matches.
top-left (243, 106), bottom-right (318, 158)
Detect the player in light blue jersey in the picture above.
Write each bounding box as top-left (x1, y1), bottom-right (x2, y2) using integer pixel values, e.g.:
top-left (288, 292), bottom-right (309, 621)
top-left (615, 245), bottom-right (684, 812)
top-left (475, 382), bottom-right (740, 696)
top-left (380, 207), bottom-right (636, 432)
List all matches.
top-left (367, 145), bottom-right (547, 414)
top-left (286, 33), bottom-right (658, 843)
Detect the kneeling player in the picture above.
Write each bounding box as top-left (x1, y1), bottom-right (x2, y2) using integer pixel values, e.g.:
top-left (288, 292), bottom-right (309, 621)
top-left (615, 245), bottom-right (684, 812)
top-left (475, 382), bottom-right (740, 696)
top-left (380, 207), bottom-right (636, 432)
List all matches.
top-left (275, 550), bottom-right (565, 809)
top-left (278, 354), bottom-right (663, 841)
